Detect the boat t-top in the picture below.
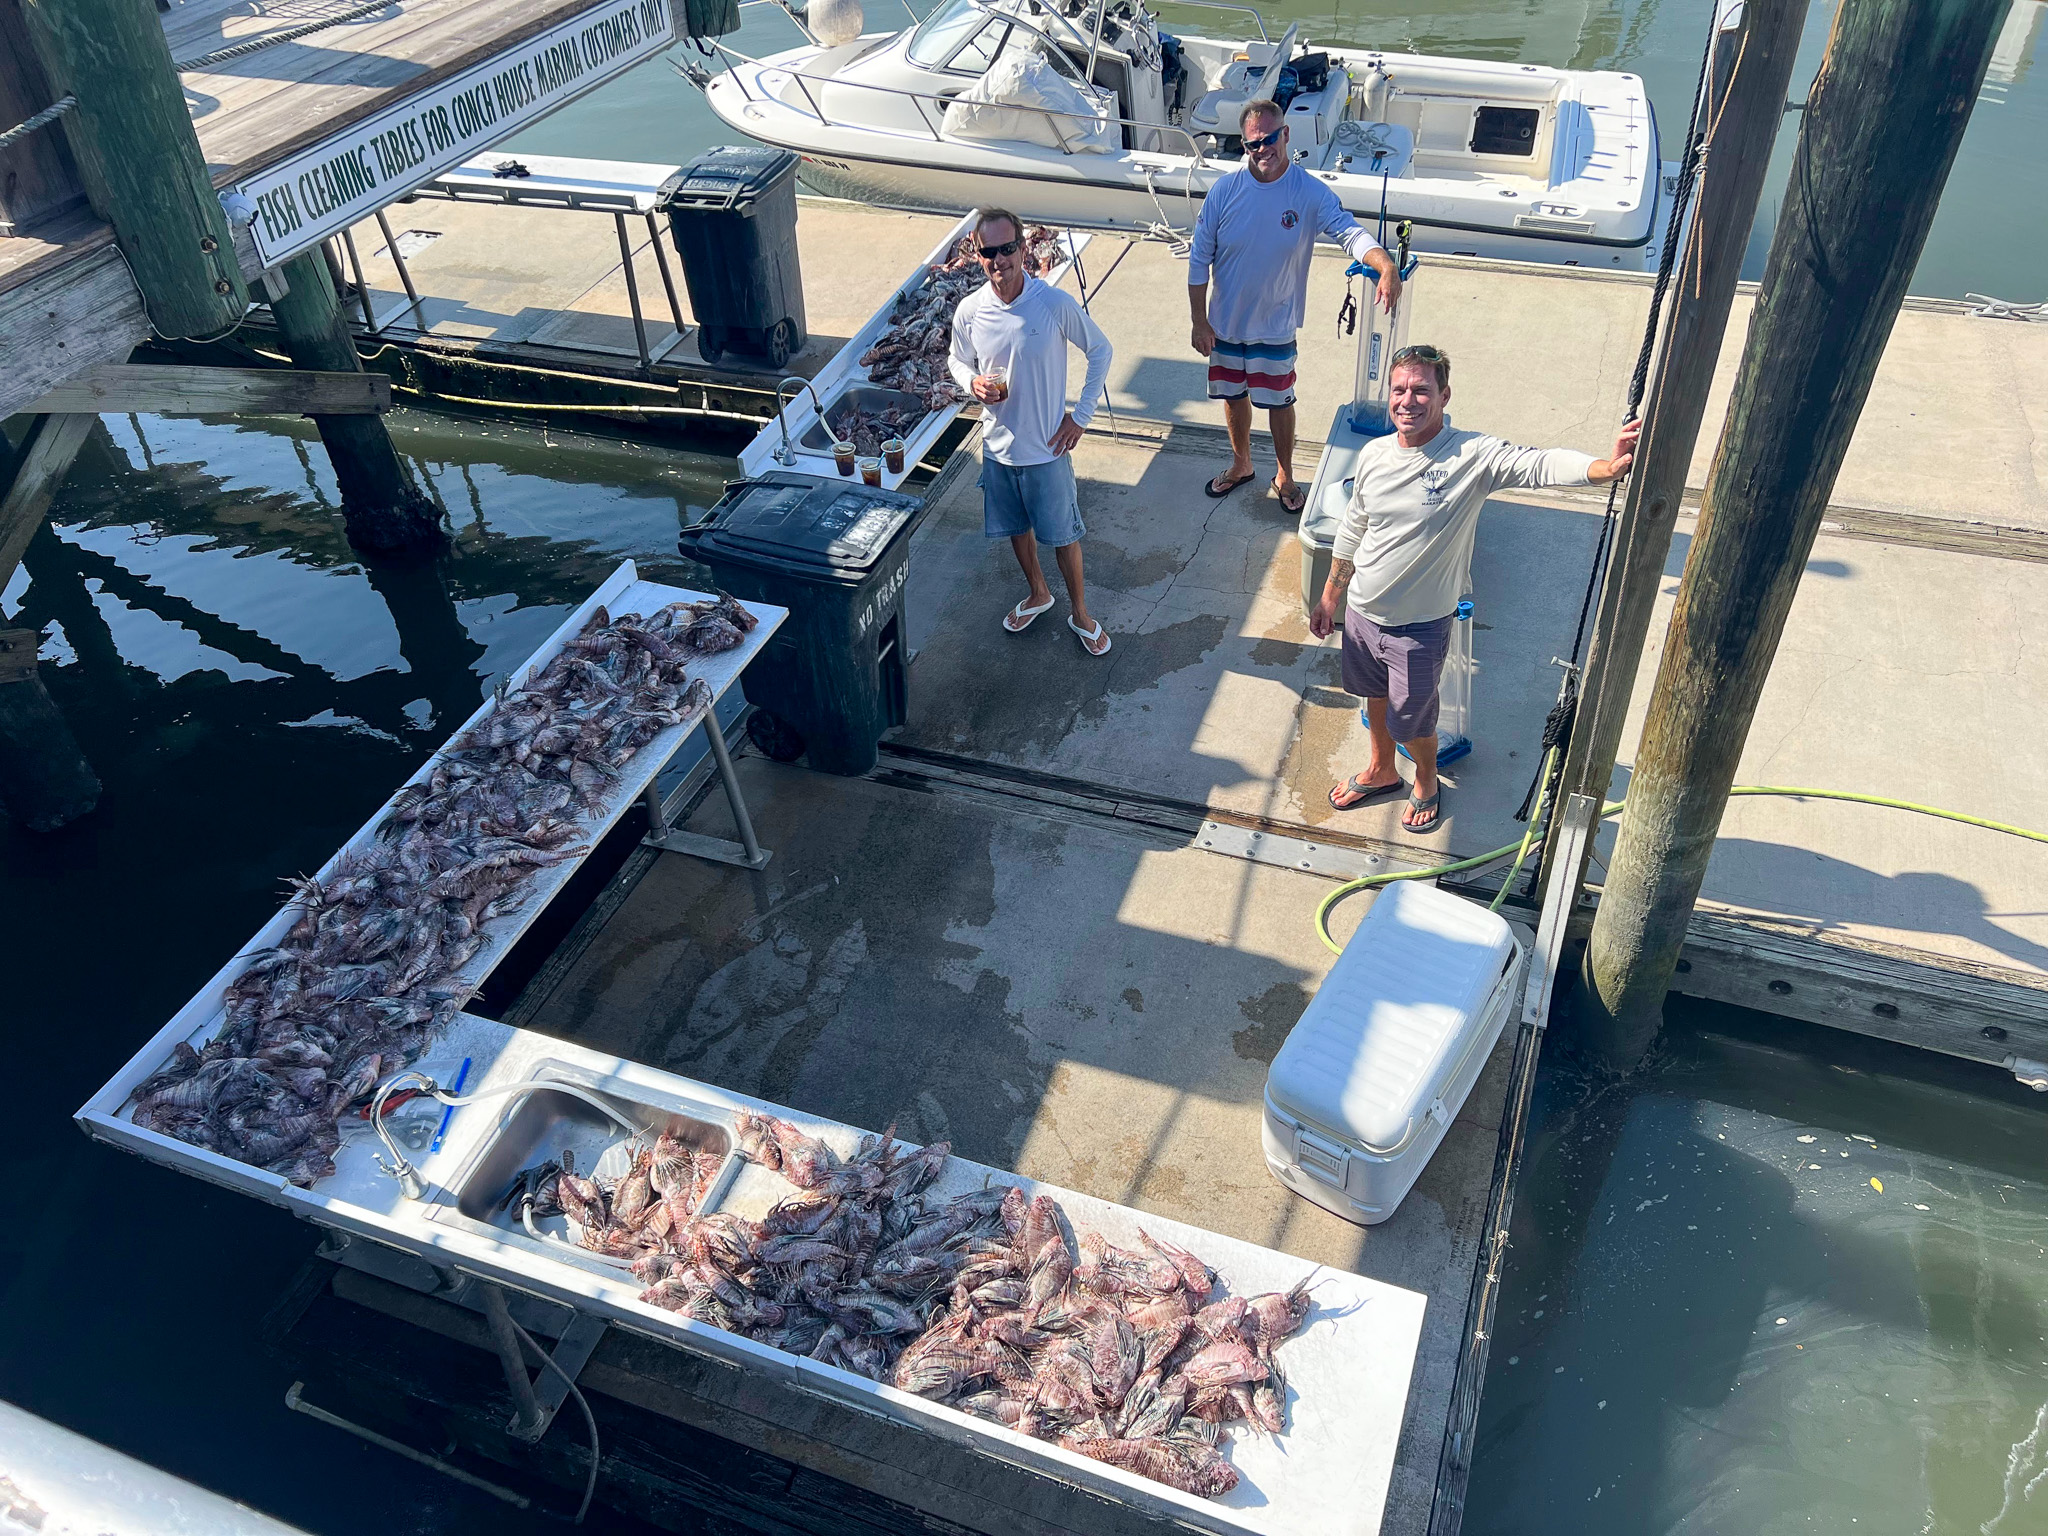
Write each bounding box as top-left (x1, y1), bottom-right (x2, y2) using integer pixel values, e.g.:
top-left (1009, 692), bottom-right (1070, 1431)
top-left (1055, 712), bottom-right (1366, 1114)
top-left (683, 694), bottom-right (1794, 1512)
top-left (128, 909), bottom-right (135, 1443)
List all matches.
top-left (695, 0), bottom-right (1673, 269)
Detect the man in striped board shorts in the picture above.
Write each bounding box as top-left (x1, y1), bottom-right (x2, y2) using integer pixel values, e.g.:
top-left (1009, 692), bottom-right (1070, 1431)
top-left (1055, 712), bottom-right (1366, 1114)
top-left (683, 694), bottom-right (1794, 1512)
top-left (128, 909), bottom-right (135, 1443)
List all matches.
top-left (1189, 98), bottom-right (1401, 512)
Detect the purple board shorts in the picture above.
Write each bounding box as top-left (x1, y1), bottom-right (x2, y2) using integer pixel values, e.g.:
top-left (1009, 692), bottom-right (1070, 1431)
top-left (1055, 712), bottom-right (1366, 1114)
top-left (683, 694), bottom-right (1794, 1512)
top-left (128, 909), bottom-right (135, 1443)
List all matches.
top-left (1341, 609), bottom-right (1454, 741)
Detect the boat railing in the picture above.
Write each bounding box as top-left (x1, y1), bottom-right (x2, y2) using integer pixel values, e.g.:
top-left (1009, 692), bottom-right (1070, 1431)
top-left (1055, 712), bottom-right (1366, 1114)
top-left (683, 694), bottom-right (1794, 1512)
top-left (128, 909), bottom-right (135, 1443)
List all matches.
top-left (1147, 0), bottom-right (1269, 43)
top-left (711, 40), bottom-right (1215, 166)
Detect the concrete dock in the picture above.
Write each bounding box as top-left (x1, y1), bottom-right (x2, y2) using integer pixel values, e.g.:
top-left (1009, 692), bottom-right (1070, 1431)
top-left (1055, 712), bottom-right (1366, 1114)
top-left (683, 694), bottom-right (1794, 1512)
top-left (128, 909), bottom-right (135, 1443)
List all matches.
top-left (348, 194), bottom-right (2048, 987)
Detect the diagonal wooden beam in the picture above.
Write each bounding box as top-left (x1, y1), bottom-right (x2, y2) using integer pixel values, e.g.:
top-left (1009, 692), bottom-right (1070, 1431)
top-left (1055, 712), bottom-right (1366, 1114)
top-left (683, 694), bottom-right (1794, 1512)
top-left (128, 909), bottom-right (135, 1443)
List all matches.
top-left (0, 413), bottom-right (95, 598)
top-left (23, 364), bottom-right (390, 417)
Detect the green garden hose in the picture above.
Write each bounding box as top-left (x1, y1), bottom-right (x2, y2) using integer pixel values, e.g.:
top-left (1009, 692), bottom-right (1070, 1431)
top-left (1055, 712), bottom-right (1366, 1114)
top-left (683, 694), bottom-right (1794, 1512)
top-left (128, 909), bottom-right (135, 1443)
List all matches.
top-left (1314, 782), bottom-right (2048, 955)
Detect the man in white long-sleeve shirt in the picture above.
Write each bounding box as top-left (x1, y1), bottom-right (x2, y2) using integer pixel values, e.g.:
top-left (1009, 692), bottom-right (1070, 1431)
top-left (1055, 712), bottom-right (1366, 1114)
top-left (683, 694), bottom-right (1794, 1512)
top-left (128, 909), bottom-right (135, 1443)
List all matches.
top-left (1310, 344), bottom-right (1639, 833)
top-left (948, 208), bottom-right (1117, 657)
top-left (1188, 99), bottom-right (1401, 513)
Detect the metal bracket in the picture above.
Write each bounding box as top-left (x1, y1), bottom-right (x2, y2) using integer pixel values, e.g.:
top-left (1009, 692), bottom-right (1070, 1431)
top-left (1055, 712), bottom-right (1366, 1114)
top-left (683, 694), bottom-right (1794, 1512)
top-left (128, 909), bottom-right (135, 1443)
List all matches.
top-left (1192, 819), bottom-right (1394, 881)
top-left (477, 1282), bottom-right (607, 1443)
top-left (643, 707), bottom-right (771, 869)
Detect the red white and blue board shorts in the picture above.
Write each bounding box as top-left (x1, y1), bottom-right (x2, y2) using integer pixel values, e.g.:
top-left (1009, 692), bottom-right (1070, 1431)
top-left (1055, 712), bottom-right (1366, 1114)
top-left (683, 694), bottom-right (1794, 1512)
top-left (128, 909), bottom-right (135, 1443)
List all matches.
top-left (1207, 336), bottom-right (1298, 409)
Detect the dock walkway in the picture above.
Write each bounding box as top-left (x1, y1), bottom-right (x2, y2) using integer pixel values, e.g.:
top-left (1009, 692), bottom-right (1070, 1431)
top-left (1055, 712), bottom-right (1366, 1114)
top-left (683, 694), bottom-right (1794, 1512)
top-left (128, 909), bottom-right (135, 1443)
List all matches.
top-left (356, 195), bottom-right (2048, 990)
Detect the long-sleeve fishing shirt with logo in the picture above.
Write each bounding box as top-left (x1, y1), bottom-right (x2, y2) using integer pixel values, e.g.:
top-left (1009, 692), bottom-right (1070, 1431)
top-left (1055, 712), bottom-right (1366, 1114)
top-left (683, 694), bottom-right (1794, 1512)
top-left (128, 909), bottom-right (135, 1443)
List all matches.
top-left (1331, 427), bottom-right (1597, 626)
top-left (948, 275), bottom-right (1113, 468)
top-left (1186, 164), bottom-right (1383, 343)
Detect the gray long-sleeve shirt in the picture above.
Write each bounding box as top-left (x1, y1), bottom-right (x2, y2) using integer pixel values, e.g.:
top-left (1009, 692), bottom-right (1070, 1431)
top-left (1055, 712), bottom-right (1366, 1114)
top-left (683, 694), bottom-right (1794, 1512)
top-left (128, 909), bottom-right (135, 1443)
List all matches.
top-left (1331, 426), bottom-right (1598, 626)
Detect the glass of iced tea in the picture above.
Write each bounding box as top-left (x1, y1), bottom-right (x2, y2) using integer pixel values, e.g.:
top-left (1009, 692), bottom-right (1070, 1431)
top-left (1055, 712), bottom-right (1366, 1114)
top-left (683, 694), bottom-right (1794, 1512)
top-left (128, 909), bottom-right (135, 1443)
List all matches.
top-left (832, 439), bottom-right (856, 476)
top-left (983, 365), bottom-right (1010, 403)
top-left (882, 438), bottom-right (905, 475)
top-left (858, 456), bottom-right (882, 487)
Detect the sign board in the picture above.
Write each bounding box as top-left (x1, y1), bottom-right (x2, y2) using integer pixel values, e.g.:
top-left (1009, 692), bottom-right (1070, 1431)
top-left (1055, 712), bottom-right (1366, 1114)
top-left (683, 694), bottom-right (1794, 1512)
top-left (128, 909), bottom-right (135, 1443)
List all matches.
top-left (238, 0), bottom-right (676, 268)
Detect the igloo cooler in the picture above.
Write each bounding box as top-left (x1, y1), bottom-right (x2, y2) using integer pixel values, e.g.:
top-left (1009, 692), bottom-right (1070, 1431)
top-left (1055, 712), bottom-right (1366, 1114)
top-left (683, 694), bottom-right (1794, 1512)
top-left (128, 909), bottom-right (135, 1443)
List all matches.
top-left (1263, 881), bottom-right (1523, 1225)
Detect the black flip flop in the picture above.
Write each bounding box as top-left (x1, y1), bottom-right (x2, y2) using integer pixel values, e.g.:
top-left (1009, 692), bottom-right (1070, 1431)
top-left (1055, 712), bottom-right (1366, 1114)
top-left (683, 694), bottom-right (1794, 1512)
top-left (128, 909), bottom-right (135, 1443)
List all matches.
top-left (1204, 470), bottom-right (1255, 498)
top-left (1404, 789), bottom-right (1443, 834)
top-left (1329, 774), bottom-right (1405, 811)
top-left (1273, 478), bottom-right (1307, 514)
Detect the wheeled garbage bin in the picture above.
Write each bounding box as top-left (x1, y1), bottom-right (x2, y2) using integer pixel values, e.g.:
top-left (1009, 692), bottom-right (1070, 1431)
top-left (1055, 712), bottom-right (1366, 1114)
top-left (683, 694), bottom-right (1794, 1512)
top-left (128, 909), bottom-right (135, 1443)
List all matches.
top-left (680, 473), bottom-right (925, 776)
top-left (659, 145), bottom-right (807, 369)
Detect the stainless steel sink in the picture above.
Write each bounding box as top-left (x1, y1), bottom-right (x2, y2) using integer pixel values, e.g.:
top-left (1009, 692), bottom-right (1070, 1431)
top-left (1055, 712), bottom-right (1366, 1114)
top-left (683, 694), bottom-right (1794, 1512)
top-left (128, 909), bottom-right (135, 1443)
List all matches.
top-left (800, 385), bottom-right (929, 451)
top-left (426, 1062), bottom-right (736, 1273)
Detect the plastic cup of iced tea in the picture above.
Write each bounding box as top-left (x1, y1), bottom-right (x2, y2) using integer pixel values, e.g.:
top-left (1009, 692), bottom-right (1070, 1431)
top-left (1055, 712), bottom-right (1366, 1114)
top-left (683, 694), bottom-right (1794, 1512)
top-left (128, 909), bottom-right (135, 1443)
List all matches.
top-left (832, 440), bottom-right (856, 476)
top-left (882, 438), bottom-right (905, 475)
top-left (985, 365), bottom-right (1010, 403)
top-left (858, 456), bottom-right (882, 487)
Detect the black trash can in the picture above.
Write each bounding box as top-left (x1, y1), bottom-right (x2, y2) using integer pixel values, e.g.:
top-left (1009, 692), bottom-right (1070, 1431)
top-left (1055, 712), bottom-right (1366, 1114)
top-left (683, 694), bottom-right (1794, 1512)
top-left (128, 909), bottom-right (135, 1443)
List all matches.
top-left (681, 473), bottom-right (925, 776)
top-left (659, 146), bottom-right (807, 369)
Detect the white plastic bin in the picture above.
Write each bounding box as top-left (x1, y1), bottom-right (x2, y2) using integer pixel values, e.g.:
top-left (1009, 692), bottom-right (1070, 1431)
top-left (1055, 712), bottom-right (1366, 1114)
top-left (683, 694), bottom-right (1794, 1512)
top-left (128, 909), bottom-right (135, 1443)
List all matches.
top-left (1262, 882), bottom-right (1523, 1225)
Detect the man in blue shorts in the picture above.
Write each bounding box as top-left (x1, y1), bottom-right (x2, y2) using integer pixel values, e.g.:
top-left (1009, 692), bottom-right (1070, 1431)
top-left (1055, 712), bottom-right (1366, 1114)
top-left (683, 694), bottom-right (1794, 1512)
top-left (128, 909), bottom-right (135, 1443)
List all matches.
top-left (948, 208), bottom-right (1117, 656)
top-left (1189, 99), bottom-right (1402, 513)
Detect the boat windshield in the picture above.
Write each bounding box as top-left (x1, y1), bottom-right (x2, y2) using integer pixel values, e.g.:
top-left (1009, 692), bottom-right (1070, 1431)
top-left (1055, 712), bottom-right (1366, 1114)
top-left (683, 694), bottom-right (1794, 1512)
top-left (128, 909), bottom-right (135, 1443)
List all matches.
top-left (906, 0), bottom-right (986, 67)
top-left (905, 0), bottom-right (1083, 79)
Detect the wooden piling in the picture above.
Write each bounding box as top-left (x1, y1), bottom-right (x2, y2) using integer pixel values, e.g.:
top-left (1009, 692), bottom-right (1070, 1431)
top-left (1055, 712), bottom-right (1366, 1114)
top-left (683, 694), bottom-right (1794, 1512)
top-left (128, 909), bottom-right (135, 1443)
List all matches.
top-left (0, 413), bottom-right (98, 830)
top-left (268, 249), bottom-right (444, 554)
top-left (20, 0), bottom-right (247, 337)
top-left (0, 0), bottom-right (85, 234)
top-left (1578, 0), bottom-right (2015, 1063)
top-left (1543, 0), bottom-right (1811, 878)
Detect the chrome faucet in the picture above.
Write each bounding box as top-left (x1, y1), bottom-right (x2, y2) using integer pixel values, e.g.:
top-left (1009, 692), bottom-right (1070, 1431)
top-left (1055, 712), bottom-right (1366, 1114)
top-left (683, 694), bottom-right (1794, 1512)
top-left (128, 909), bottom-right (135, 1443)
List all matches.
top-left (773, 376), bottom-right (826, 467)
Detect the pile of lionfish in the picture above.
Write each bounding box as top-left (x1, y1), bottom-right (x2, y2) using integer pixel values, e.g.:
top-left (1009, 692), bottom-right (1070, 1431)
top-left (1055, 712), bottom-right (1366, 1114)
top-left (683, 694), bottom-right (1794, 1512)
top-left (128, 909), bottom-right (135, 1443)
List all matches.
top-left (126, 596), bottom-right (758, 1187)
top-left (511, 1111), bottom-right (1310, 1499)
top-left (858, 225), bottom-right (1069, 410)
top-left (825, 400), bottom-right (922, 457)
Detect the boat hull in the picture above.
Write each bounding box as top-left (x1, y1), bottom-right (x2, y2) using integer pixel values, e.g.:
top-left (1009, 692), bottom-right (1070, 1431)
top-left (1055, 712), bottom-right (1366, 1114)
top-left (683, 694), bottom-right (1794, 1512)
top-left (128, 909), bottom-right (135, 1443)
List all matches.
top-left (780, 143), bottom-right (1663, 269)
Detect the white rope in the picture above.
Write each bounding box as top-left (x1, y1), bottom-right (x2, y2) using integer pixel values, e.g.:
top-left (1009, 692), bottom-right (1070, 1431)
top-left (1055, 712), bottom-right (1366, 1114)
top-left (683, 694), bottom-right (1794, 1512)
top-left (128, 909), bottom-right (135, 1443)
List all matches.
top-left (1965, 292), bottom-right (2047, 321)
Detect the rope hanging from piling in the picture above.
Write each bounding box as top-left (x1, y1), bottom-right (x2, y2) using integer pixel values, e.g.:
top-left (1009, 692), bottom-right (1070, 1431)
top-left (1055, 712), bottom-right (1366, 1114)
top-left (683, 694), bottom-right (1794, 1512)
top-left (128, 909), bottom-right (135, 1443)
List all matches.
top-left (174, 0), bottom-right (401, 71)
top-left (0, 94), bottom-right (76, 151)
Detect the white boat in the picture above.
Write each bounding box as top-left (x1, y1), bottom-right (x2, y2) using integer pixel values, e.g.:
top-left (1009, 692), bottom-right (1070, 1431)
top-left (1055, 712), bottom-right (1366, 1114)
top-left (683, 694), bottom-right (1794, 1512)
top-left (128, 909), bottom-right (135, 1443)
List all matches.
top-left (698, 0), bottom-right (1673, 269)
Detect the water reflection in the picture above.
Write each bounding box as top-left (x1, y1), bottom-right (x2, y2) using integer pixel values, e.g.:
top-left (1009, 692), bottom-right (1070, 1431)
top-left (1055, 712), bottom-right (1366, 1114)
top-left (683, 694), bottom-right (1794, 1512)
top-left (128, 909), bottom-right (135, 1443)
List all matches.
top-left (0, 410), bottom-right (729, 1535)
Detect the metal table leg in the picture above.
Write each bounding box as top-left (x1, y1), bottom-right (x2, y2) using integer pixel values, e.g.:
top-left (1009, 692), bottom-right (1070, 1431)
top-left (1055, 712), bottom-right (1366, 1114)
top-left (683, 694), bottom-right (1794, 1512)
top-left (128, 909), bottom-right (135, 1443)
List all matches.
top-left (642, 707), bottom-right (772, 870)
top-left (613, 210), bottom-right (652, 374)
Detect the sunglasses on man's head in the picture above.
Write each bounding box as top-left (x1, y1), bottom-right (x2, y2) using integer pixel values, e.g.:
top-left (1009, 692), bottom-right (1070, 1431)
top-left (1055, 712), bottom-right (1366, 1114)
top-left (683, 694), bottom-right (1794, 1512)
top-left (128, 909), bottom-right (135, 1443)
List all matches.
top-left (1242, 127), bottom-right (1285, 151)
top-left (978, 237), bottom-right (1022, 259)
top-left (1392, 345), bottom-right (1447, 366)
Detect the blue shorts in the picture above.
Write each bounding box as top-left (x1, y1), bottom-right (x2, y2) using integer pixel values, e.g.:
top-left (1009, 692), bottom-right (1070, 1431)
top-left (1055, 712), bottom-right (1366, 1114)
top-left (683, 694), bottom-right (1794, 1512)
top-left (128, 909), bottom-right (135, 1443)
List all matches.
top-left (980, 456), bottom-right (1086, 547)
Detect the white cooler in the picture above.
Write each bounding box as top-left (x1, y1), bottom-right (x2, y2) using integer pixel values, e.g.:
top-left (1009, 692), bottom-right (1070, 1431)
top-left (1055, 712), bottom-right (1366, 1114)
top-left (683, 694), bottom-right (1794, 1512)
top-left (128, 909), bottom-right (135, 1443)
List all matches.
top-left (1263, 882), bottom-right (1523, 1225)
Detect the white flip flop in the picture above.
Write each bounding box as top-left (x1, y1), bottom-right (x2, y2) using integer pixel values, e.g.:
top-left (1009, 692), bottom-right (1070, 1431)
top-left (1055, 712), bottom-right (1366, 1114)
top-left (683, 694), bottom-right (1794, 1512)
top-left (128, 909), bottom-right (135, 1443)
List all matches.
top-left (1003, 595), bottom-right (1056, 633)
top-left (1068, 617), bottom-right (1112, 656)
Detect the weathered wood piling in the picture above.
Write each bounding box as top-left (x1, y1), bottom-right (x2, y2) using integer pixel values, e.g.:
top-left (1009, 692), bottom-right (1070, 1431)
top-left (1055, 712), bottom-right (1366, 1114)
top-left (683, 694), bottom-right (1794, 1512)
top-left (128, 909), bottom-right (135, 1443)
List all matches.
top-left (1578, 0), bottom-right (2017, 1064)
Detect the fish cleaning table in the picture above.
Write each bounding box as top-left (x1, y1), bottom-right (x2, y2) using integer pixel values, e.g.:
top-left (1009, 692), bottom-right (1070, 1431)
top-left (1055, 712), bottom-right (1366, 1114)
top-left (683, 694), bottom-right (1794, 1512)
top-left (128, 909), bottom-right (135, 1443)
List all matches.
top-left (168, 1012), bottom-right (1429, 1536)
top-left (78, 559), bottom-right (786, 1204)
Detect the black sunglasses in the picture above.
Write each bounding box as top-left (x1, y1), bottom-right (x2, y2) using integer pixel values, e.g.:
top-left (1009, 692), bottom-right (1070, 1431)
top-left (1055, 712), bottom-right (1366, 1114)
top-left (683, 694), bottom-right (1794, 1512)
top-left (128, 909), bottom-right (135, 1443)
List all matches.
top-left (1243, 127), bottom-right (1285, 151)
top-left (978, 237), bottom-right (1022, 259)
top-left (1392, 344), bottom-right (1447, 365)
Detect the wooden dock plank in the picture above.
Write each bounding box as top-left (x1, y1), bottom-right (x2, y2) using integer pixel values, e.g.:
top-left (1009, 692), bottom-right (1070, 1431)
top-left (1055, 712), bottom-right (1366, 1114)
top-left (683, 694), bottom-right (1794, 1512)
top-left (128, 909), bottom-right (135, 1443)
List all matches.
top-left (0, 246), bottom-right (148, 420)
top-left (24, 362), bottom-right (391, 415)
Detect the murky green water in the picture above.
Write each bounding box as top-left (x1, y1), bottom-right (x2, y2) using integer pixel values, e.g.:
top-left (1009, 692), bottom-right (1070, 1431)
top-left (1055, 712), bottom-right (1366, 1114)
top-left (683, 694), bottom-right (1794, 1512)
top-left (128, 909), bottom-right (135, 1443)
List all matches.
top-left (1466, 1000), bottom-right (2048, 1536)
top-left (0, 411), bottom-right (722, 1533)
top-left (507, 0), bottom-right (2048, 304)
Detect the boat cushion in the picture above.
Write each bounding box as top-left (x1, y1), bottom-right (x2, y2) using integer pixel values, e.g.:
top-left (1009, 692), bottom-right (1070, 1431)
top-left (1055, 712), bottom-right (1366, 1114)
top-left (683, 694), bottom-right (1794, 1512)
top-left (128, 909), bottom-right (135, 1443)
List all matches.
top-left (942, 53), bottom-right (1117, 154)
